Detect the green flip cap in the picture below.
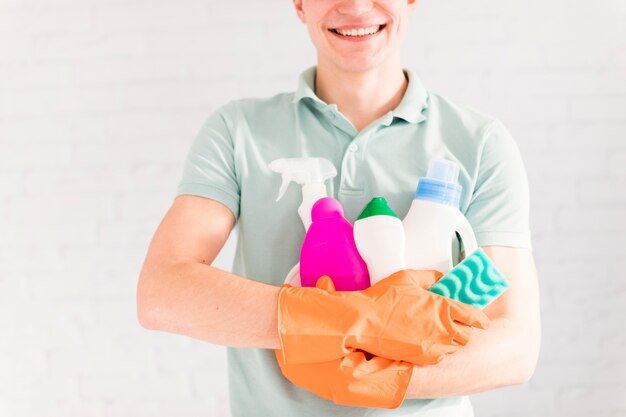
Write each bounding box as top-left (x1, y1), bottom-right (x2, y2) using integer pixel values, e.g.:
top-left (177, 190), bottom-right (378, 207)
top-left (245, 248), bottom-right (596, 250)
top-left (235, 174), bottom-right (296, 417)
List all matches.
top-left (356, 197), bottom-right (398, 220)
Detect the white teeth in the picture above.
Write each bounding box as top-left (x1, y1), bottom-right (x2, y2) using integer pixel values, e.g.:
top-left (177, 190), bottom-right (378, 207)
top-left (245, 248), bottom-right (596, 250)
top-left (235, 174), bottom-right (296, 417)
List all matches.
top-left (335, 25), bottom-right (381, 37)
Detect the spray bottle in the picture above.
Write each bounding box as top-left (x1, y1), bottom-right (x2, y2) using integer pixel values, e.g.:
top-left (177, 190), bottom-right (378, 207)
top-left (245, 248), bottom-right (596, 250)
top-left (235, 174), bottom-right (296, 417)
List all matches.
top-left (270, 157), bottom-right (337, 287)
top-left (269, 157), bottom-right (337, 231)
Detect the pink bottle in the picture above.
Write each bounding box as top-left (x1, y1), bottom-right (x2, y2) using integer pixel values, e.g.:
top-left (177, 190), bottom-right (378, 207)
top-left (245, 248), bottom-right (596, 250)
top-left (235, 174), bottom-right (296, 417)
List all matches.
top-left (299, 197), bottom-right (371, 291)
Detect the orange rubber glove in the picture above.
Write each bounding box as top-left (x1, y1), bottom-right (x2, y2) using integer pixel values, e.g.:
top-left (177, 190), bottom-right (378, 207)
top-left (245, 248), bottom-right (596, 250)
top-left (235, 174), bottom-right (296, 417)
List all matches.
top-left (275, 349), bottom-right (413, 409)
top-left (275, 277), bottom-right (414, 409)
top-left (277, 270), bottom-right (490, 366)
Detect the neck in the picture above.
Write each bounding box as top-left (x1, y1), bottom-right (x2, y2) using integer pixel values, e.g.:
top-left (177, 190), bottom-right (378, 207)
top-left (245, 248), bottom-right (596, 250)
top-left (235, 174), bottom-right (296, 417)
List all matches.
top-left (315, 61), bottom-right (408, 132)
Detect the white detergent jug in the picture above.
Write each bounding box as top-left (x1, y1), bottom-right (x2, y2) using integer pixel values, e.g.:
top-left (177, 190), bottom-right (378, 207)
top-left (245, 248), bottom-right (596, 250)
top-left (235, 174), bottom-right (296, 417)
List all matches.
top-left (403, 159), bottom-right (477, 274)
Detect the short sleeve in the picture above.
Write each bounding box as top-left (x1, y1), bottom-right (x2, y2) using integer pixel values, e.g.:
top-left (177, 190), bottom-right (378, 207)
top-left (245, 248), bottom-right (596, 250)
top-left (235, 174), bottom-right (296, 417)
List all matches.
top-left (465, 120), bottom-right (532, 249)
top-left (176, 106), bottom-right (240, 220)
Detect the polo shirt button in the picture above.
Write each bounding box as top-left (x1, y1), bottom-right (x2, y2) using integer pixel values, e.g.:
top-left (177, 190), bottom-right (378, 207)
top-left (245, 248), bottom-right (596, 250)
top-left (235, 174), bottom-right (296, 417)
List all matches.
top-left (348, 143), bottom-right (358, 152)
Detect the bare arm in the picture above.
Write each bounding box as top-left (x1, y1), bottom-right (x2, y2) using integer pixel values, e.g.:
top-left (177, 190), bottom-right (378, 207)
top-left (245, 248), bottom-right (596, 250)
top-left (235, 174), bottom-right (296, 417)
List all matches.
top-left (405, 246), bottom-right (541, 398)
top-left (136, 195), bottom-right (281, 349)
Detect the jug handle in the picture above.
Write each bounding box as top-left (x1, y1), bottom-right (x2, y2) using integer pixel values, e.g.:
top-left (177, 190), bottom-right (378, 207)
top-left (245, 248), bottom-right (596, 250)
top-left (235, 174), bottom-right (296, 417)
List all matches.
top-left (456, 216), bottom-right (478, 260)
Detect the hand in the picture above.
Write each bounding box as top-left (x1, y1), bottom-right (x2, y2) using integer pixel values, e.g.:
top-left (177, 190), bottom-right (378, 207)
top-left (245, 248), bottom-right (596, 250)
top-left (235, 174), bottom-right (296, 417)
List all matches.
top-left (275, 347), bottom-right (413, 409)
top-left (274, 276), bottom-right (414, 409)
top-left (277, 269), bottom-right (490, 366)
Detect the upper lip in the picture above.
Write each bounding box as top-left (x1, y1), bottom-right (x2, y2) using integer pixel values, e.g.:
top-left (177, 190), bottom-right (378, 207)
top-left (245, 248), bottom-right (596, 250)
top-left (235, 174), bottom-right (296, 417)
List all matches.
top-left (328, 23), bottom-right (386, 30)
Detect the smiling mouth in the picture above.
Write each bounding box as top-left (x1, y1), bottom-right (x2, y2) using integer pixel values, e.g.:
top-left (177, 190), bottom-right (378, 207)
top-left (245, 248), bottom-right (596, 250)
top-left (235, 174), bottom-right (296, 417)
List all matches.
top-left (329, 24), bottom-right (386, 38)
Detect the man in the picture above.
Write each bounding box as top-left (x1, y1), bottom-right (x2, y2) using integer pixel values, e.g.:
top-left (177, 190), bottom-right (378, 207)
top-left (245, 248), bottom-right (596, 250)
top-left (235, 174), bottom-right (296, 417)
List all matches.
top-left (136, 0), bottom-right (541, 415)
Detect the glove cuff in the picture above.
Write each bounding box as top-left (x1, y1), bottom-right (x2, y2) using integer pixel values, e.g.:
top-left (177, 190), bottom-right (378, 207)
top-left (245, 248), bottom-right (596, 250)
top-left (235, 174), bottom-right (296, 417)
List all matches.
top-left (276, 284), bottom-right (353, 364)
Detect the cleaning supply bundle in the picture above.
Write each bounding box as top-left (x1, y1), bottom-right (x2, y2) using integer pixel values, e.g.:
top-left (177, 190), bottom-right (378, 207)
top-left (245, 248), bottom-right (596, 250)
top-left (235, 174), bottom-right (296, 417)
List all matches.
top-left (270, 156), bottom-right (507, 409)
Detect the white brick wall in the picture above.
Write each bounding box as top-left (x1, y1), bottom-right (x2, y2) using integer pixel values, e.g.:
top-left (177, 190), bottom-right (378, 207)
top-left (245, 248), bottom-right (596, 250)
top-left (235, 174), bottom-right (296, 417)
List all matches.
top-left (1, 0), bottom-right (624, 416)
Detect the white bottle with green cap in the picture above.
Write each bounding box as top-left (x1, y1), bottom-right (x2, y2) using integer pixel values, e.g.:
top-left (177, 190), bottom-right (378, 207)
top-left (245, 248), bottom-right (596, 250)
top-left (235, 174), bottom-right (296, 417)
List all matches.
top-left (403, 159), bottom-right (478, 274)
top-left (353, 197), bottom-right (407, 286)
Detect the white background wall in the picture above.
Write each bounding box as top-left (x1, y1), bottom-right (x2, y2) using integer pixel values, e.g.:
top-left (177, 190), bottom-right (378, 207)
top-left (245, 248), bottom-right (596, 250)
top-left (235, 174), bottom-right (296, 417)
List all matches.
top-left (1, 0), bottom-right (625, 416)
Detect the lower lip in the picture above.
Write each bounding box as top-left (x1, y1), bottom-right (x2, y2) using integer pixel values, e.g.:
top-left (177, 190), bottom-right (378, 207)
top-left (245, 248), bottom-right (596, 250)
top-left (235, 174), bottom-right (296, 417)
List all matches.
top-left (328, 27), bottom-right (384, 42)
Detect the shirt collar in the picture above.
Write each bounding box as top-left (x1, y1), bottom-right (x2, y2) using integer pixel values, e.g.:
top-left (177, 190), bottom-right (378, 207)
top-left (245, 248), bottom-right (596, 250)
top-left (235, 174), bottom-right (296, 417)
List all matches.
top-left (292, 66), bottom-right (429, 124)
top-left (292, 66), bottom-right (323, 106)
top-left (393, 69), bottom-right (429, 124)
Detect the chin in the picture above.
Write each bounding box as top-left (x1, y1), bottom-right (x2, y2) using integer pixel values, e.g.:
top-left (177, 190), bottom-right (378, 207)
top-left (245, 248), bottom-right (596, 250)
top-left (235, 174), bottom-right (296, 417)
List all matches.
top-left (336, 59), bottom-right (385, 74)
top-left (329, 51), bottom-right (387, 73)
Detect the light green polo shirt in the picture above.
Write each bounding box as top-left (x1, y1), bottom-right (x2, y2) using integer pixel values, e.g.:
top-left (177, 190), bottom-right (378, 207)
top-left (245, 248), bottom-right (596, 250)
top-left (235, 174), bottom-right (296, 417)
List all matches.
top-left (176, 67), bottom-right (532, 417)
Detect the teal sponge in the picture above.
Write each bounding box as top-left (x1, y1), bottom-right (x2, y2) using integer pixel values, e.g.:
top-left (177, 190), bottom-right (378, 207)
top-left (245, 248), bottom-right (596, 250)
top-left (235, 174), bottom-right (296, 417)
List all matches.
top-left (429, 248), bottom-right (509, 309)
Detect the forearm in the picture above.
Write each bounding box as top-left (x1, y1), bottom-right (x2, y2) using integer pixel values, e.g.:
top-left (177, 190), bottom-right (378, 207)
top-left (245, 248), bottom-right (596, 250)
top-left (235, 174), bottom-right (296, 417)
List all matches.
top-left (405, 316), bottom-right (540, 399)
top-left (137, 261), bottom-right (281, 350)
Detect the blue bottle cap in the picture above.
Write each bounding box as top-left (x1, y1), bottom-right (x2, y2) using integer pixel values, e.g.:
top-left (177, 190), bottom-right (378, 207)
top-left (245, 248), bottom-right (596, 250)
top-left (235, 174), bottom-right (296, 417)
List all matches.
top-left (414, 160), bottom-right (463, 208)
